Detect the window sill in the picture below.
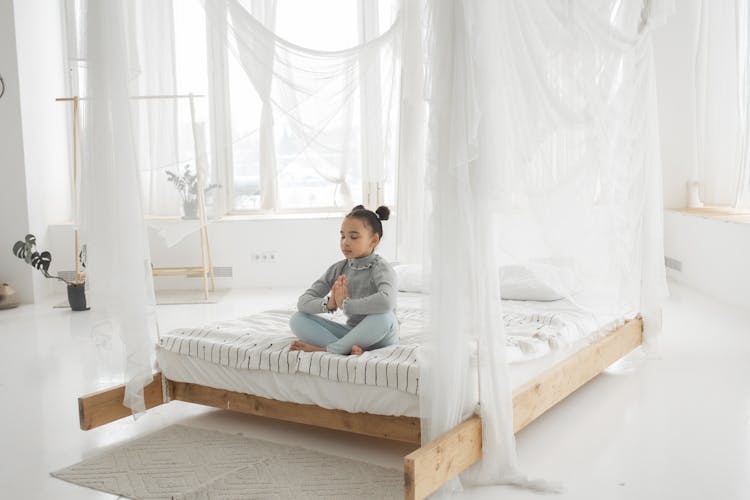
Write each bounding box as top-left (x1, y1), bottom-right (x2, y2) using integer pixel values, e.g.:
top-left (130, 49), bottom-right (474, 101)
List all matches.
top-left (145, 211), bottom-right (346, 223)
top-left (668, 206), bottom-right (750, 225)
top-left (217, 211), bottom-right (346, 221)
top-left (51, 211), bottom-right (348, 229)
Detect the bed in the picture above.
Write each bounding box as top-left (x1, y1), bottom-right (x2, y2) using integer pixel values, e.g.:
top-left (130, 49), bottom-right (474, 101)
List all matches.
top-left (77, 292), bottom-right (643, 499)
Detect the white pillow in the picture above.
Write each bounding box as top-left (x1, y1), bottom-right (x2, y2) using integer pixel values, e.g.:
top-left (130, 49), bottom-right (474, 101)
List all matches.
top-left (393, 264), bottom-right (430, 293)
top-left (393, 262), bottom-right (572, 301)
top-left (499, 264), bottom-right (568, 301)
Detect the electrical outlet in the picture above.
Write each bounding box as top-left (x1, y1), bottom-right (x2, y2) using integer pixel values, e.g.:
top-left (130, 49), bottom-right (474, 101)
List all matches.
top-left (253, 252), bottom-right (277, 263)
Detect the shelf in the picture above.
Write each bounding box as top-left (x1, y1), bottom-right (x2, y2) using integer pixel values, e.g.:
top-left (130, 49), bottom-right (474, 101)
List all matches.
top-left (669, 206), bottom-right (750, 224)
top-left (152, 266), bottom-right (206, 278)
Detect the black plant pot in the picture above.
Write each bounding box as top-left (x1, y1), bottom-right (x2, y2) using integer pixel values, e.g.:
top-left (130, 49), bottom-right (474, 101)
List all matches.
top-left (67, 283), bottom-right (89, 311)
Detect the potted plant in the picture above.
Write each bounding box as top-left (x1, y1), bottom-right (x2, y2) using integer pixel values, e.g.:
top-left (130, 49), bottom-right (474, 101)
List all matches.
top-left (166, 164), bottom-right (221, 219)
top-left (11, 234), bottom-right (89, 311)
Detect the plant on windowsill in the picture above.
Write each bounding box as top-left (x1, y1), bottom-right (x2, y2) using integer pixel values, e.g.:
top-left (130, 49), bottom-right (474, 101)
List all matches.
top-left (11, 234), bottom-right (89, 311)
top-left (165, 164), bottom-right (221, 219)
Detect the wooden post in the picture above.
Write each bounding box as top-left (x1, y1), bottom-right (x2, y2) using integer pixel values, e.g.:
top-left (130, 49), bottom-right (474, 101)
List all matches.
top-left (169, 381), bottom-right (422, 443)
top-left (78, 373), bottom-right (166, 430)
top-left (189, 94), bottom-right (214, 299)
top-left (403, 415), bottom-right (482, 500)
top-left (511, 318), bottom-right (643, 433)
top-left (72, 96), bottom-right (81, 282)
top-left (205, 226), bottom-right (216, 291)
top-left (56, 96), bottom-right (85, 283)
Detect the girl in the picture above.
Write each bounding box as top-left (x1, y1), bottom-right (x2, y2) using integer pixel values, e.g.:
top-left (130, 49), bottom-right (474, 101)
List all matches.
top-left (289, 205), bottom-right (398, 355)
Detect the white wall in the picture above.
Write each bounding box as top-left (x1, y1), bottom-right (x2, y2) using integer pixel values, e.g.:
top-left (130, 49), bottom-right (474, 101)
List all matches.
top-left (14, 0), bottom-right (73, 300)
top-left (48, 215), bottom-right (399, 294)
top-left (1, 0), bottom-right (74, 304)
top-left (0, 0), bottom-right (34, 303)
top-left (14, 0), bottom-right (72, 227)
top-left (654, 4), bottom-right (750, 311)
top-left (664, 211), bottom-right (750, 310)
top-left (652, 0), bottom-right (701, 209)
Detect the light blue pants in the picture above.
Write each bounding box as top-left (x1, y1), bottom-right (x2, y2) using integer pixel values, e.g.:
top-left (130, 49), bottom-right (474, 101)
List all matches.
top-left (289, 311), bottom-right (399, 355)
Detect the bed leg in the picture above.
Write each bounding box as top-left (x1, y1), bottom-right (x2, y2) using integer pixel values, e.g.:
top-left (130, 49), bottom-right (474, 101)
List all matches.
top-left (403, 415), bottom-right (482, 500)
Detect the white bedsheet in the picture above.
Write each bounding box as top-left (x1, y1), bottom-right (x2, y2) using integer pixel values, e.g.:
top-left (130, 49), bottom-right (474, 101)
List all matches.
top-left (156, 348), bottom-right (430, 417)
top-left (500, 298), bottom-right (637, 363)
top-left (158, 309), bottom-right (423, 395)
top-left (156, 293), bottom-right (635, 417)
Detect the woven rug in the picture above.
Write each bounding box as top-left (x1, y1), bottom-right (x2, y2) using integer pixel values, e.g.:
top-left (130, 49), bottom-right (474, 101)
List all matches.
top-left (52, 425), bottom-right (403, 499)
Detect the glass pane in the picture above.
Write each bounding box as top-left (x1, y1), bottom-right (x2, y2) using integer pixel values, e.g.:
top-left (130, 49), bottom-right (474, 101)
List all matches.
top-left (172, 2), bottom-right (217, 211)
top-left (273, 0), bottom-right (361, 210)
top-left (275, 107), bottom-right (364, 209)
top-left (228, 44), bottom-right (263, 211)
top-left (275, 0), bottom-right (359, 50)
top-left (226, 0), bottom-right (400, 212)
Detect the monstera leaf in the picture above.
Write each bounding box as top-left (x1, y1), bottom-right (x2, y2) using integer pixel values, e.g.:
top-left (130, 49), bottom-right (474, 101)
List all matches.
top-left (11, 233), bottom-right (70, 284)
top-left (30, 251), bottom-right (52, 273)
top-left (12, 240), bottom-right (27, 259)
top-left (12, 234), bottom-right (37, 264)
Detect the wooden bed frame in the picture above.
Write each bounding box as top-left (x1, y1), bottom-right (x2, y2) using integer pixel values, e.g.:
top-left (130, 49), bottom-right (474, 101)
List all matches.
top-left (78, 318), bottom-right (642, 499)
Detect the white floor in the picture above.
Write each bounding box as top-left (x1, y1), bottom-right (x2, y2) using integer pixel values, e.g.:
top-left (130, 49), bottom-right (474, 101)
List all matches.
top-left (0, 281), bottom-right (747, 499)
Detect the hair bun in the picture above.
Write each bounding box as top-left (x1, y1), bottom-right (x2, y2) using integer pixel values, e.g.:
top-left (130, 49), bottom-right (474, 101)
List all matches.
top-left (375, 206), bottom-right (390, 221)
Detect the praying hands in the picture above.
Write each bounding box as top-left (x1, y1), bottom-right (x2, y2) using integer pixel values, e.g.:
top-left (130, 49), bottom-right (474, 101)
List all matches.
top-left (331, 275), bottom-right (348, 310)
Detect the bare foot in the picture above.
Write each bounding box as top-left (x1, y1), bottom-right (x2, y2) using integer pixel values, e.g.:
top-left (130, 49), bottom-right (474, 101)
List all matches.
top-left (350, 345), bottom-right (363, 356)
top-left (289, 340), bottom-right (325, 352)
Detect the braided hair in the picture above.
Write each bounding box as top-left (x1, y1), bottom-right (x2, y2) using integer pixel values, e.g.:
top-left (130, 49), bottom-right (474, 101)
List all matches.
top-left (346, 205), bottom-right (390, 239)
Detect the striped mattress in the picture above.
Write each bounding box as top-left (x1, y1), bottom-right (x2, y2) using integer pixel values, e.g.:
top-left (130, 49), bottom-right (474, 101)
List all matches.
top-left (156, 293), bottom-right (630, 396)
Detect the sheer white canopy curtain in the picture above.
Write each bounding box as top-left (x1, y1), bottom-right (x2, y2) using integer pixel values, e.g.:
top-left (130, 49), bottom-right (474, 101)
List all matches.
top-left (75, 0), bottom-right (670, 492)
top-left (203, 0), bottom-right (402, 211)
top-left (79, 0), bottom-right (159, 414)
top-left (695, 0), bottom-right (750, 209)
top-left (419, 0), bottom-right (670, 493)
top-left (74, 0), bottom-right (402, 412)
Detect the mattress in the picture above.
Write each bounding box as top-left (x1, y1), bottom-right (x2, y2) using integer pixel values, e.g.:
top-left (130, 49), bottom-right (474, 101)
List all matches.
top-left (156, 292), bottom-right (635, 418)
top-left (157, 349), bottom-right (428, 417)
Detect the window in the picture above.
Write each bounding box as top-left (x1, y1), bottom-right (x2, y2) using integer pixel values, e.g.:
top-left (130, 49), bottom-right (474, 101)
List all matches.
top-left (230, 1), bottom-right (363, 211)
top-left (219, 0), bottom-right (401, 213)
top-left (64, 0), bottom-right (401, 217)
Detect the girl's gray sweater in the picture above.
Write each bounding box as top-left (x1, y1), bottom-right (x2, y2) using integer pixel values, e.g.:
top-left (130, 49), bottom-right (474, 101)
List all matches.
top-left (297, 253), bottom-right (397, 327)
